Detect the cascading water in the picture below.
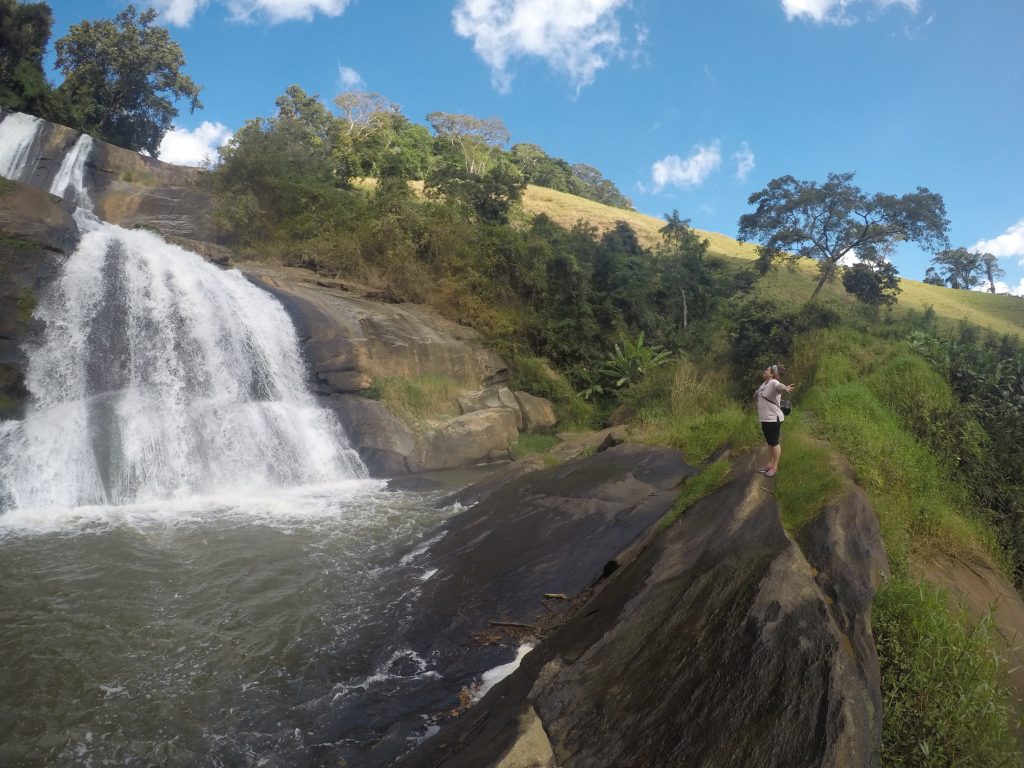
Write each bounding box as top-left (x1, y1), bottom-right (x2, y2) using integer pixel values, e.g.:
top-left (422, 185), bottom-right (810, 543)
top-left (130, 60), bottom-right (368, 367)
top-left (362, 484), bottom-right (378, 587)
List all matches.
top-left (0, 111), bottom-right (44, 181)
top-left (48, 133), bottom-right (94, 209)
top-left (0, 219), bottom-right (367, 511)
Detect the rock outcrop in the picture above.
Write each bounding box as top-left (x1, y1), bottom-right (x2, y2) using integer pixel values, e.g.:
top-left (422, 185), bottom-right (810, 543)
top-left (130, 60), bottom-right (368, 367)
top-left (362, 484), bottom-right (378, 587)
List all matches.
top-left (397, 450), bottom-right (890, 768)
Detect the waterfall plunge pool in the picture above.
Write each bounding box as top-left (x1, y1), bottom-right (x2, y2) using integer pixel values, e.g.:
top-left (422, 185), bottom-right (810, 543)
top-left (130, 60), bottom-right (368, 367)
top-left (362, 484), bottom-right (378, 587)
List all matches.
top-left (0, 474), bottom-right (487, 767)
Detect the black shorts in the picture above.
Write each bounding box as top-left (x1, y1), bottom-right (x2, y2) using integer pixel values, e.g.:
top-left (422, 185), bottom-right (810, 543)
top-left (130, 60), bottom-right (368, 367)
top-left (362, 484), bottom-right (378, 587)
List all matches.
top-left (761, 419), bottom-right (781, 447)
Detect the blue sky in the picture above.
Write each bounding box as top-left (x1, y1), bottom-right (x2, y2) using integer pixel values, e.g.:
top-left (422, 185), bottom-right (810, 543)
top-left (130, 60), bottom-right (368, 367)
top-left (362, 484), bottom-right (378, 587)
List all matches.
top-left (42, 0), bottom-right (1024, 294)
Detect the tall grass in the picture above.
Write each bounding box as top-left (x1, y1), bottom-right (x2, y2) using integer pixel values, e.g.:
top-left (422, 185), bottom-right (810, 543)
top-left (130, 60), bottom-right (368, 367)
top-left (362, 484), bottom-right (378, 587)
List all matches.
top-left (628, 360), bottom-right (758, 462)
top-left (365, 375), bottom-right (466, 423)
top-left (874, 578), bottom-right (1023, 767)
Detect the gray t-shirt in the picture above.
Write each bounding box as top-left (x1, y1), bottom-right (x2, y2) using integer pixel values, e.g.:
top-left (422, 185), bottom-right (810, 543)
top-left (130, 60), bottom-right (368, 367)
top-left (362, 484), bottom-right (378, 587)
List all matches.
top-left (756, 379), bottom-right (786, 422)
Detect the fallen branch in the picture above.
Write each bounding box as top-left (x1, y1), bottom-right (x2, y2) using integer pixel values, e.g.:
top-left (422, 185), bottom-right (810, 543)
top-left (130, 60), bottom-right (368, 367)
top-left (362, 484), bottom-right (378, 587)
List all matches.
top-left (488, 620), bottom-right (538, 631)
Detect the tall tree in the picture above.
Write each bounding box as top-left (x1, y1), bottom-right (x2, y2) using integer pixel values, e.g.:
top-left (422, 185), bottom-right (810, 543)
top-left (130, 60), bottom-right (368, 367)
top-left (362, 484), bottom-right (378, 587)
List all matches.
top-left (0, 0), bottom-right (55, 115)
top-left (929, 247), bottom-right (984, 290)
top-left (426, 111), bottom-right (509, 176)
top-left (738, 172), bottom-right (949, 299)
top-left (980, 252), bottom-right (1005, 294)
top-left (656, 210), bottom-right (712, 333)
top-left (54, 4), bottom-right (202, 154)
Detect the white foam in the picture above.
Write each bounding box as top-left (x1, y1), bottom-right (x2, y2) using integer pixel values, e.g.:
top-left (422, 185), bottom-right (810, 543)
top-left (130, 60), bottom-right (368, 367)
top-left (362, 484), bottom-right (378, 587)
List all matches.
top-left (472, 643), bottom-right (534, 702)
top-left (0, 111), bottom-right (44, 181)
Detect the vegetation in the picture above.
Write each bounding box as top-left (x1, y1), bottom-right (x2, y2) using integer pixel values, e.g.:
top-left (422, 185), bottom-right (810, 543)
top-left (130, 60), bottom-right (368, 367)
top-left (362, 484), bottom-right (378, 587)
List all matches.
top-left (738, 172), bottom-right (950, 300)
top-left (0, 2), bottom-right (202, 154)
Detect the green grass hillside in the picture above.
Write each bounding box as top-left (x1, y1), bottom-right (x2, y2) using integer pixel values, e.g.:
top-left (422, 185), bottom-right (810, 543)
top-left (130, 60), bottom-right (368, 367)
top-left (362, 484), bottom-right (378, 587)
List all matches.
top-left (522, 184), bottom-right (1024, 339)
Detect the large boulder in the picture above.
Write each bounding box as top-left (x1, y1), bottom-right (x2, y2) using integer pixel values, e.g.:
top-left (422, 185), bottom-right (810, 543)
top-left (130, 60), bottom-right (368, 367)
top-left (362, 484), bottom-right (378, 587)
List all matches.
top-left (398, 451), bottom-right (889, 768)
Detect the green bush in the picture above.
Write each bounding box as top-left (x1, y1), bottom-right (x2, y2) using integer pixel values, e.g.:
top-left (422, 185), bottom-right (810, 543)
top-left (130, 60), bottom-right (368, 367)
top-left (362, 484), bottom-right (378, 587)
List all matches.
top-left (873, 577), bottom-right (1022, 767)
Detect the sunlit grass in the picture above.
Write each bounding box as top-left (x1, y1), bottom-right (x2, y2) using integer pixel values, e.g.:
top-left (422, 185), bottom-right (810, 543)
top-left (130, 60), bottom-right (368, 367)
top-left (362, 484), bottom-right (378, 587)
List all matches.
top-left (365, 374), bottom-right (467, 423)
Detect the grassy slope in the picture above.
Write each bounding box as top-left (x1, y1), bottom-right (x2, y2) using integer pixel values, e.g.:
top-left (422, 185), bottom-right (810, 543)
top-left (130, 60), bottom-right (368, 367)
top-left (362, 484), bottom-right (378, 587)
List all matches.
top-left (521, 185), bottom-right (1024, 339)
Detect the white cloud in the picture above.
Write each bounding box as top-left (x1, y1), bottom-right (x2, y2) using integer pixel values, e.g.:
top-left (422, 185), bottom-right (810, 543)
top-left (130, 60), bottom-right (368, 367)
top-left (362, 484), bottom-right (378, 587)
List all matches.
top-left (155, 0), bottom-right (209, 25)
top-left (152, 0), bottom-right (351, 25)
top-left (974, 279), bottom-right (1024, 297)
top-left (733, 142), bottom-right (755, 181)
top-left (971, 219), bottom-right (1024, 265)
top-left (338, 65), bottom-right (365, 89)
top-left (780, 0), bottom-right (917, 24)
top-left (158, 122), bottom-right (233, 166)
top-left (650, 142), bottom-right (722, 192)
top-left (452, 0), bottom-right (631, 93)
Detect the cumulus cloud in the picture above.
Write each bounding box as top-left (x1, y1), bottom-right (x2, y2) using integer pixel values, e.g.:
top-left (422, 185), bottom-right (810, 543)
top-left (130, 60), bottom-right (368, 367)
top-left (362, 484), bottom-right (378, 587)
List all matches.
top-left (733, 142), bottom-right (755, 181)
top-left (338, 65), bottom-right (365, 89)
top-left (972, 219), bottom-right (1024, 265)
top-left (650, 142), bottom-right (722, 192)
top-left (452, 0), bottom-right (631, 93)
top-left (158, 122), bottom-right (233, 166)
top-left (781, 0), bottom-right (917, 24)
top-left (152, 0), bottom-right (351, 25)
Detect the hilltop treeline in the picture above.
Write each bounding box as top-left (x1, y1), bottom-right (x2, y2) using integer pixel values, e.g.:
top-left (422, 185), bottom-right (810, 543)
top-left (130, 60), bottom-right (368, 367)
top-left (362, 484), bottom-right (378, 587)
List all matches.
top-left (210, 86), bottom-right (742, 384)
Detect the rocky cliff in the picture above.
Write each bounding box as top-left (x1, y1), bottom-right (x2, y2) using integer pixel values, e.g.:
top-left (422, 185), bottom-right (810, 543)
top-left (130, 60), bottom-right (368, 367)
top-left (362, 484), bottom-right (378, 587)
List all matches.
top-left (396, 450), bottom-right (890, 768)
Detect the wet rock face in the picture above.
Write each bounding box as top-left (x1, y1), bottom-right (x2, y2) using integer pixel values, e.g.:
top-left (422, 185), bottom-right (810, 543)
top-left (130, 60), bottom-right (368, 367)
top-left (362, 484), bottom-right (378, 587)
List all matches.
top-left (0, 183), bottom-right (75, 418)
top-left (245, 266), bottom-right (517, 475)
top-left (345, 443), bottom-right (696, 768)
top-left (400, 452), bottom-right (889, 768)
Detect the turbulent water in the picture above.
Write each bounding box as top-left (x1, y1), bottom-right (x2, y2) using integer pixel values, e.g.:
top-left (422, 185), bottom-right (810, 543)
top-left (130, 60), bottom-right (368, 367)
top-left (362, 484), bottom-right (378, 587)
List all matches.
top-left (0, 113), bottom-right (477, 766)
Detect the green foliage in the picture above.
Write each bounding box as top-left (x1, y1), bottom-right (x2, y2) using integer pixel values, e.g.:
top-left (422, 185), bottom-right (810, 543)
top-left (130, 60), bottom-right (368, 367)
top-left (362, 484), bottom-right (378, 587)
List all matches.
top-left (53, 4), bottom-right (202, 154)
top-left (775, 430), bottom-right (842, 535)
top-left (658, 457), bottom-right (731, 530)
top-left (15, 285), bottom-right (35, 327)
top-left (0, 0), bottom-right (56, 115)
top-left (508, 143), bottom-right (633, 210)
top-left (873, 577), bottom-right (1022, 767)
top-left (842, 261), bottom-right (902, 307)
top-left (509, 356), bottom-right (598, 429)
top-left (628, 360), bottom-right (759, 462)
top-left (600, 331), bottom-right (672, 389)
top-left (929, 246), bottom-right (984, 290)
top-left (511, 432), bottom-right (560, 459)
top-left (738, 172), bottom-right (949, 299)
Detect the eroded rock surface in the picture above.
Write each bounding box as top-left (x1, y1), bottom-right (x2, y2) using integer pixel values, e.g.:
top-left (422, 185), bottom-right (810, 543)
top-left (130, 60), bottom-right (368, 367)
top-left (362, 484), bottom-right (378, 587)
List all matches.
top-left (399, 451), bottom-right (890, 768)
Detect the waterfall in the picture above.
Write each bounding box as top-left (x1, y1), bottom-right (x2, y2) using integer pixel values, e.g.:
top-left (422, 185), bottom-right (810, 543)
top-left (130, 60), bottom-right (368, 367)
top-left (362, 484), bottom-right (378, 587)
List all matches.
top-left (49, 133), bottom-right (94, 209)
top-left (0, 220), bottom-right (367, 511)
top-left (0, 111), bottom-right (44, 182)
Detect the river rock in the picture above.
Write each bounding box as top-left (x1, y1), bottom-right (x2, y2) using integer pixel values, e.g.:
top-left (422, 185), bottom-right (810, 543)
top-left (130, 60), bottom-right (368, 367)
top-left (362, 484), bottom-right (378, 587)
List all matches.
top-left (458, 386), bottom-right (523, 430)
top-left (513, 391), bottom-right (556, 432)
top-left (417, 408), bottom-right (519, 472)
top-left (398, 450), bottom-right (888, 768)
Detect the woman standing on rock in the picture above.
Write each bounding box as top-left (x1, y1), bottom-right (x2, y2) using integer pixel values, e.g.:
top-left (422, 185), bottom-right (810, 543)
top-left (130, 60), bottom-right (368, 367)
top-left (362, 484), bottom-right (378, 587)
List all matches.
top-left (756, 363), bottom-right (796, 478)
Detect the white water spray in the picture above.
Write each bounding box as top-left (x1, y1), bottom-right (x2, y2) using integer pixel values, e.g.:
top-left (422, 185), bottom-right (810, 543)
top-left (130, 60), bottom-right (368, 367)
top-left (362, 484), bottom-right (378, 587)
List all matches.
top-left (49, 134), bottom-right (94, 208)
top-left (0, 220), bottom-right (366, 510)
top-left (0, 112), bottom-right (44, 181)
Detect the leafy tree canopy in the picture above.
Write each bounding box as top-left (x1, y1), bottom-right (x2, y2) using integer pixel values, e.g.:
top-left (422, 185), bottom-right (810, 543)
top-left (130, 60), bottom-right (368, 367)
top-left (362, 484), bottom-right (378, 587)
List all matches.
top-left (0, 0), bottom-right (55, 114)
top-left (929, 247), bottom-right (984, 290)
top-left (842, 261), bottom-right (901, 307)
top-left (738, 172), bottom-right (949, 300)
top-left (54, 4), bottom-right (202, 154)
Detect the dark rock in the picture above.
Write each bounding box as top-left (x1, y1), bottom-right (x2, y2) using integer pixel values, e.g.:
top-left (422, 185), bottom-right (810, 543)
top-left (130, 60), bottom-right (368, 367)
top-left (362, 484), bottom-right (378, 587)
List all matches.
top-left (399, 451), bottom-right (888, 768)
top-left (385, 476), bottom-right (446, 492)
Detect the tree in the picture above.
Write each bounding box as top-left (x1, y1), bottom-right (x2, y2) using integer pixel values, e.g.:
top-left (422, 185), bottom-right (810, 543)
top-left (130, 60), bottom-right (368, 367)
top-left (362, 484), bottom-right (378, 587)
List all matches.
top-left (0, 0), bottom-right (55, 115)
top-left (923, 267), bottom-right (946, 287)
top-left (841, 261), bottom-right (901, 306)
top-left (656, 210), bottom-right (713, 333)
top-left (426, 111), bottom-right (509, 176)
top-left (54, 4), bottom-right (202, 154)
top-left (929, 247), bottom-right (983, 290)
top-left (980, 252), bottom-right (1005, 294)
top-left (738, 172), bottom-right (949, 300)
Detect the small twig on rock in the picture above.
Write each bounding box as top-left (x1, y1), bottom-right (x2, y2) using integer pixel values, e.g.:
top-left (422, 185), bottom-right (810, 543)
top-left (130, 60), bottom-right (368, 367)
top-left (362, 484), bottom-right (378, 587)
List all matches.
top-left (488, 620), bottom-right (539, 631)
top-left (760, 486), bottom-right (774, 495)
top-left (543, 593), bottom-right (567, 600)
